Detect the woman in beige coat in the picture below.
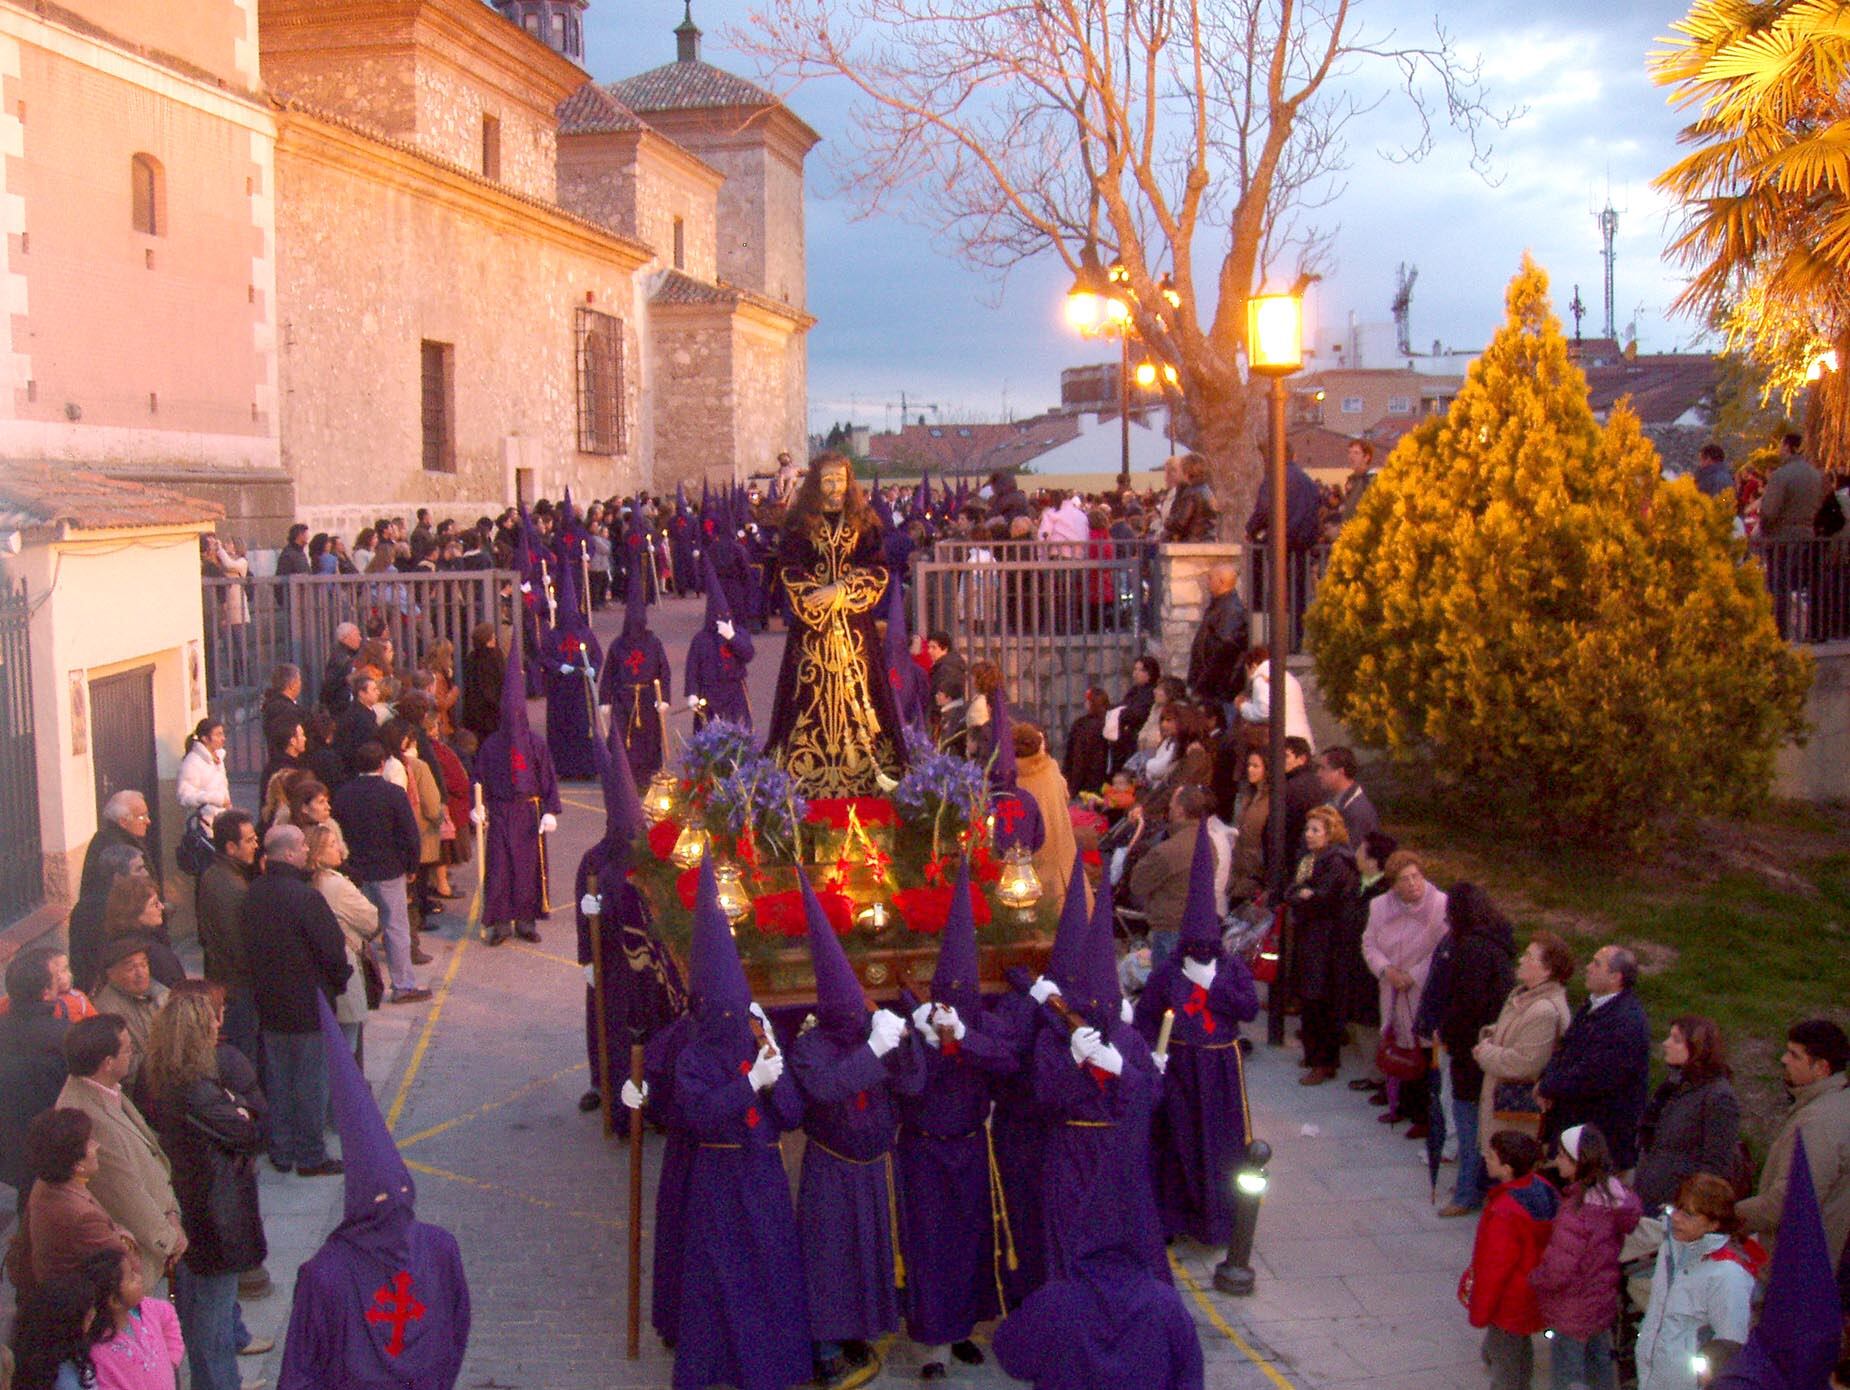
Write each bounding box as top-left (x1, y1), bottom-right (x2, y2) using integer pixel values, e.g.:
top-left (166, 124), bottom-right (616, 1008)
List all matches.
top-left (305, 821), bottom-right (379, 1063)
top-left (1012, 721), bottom-right (1081, 911)
top-left (1470, 930), bottom-right (1575, 1158)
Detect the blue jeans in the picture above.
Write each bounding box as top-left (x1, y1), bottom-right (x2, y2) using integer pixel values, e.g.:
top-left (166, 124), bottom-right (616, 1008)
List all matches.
top-left (174, 1264), bottom-right (240, 1390)
top-left (263, 1029), bottom-right (329, 1168)
top-left (360, 876), bottom-right (416, 992)
top-left (1149, 928), bottom-right (1179, 970)
top-left (221, 986), bottom-right (263, 1074)
top-left (1548, 1329), bottom-right (1614, 1390)
top-left (1452, 1094), bottom-right (1487, 1210)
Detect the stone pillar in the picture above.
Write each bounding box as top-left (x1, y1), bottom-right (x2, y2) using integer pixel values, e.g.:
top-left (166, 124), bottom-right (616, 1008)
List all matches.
top-left (1153, 541), bottom-right (1243, 680)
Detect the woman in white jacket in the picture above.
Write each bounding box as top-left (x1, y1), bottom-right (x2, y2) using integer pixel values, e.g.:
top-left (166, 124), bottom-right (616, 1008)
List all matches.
top-left (1634, 1173), bottom-right (1759, 1390)
top-left (176, 717), bottom-right (232, 829)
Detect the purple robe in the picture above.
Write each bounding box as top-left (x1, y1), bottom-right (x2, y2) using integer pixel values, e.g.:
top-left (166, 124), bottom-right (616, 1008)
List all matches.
top-left (672, 1025), bottom-right (812, 1390)
top-left (643, 1015), bottom-right (696, 1347)
top-left (1132, 956), bottom-right (1259, 1246)
top-left (477, 729), bottom-right (560, 926)
top-left (541, 629), bottom-right (604, 780)
top-left (279, 1220), bottom-right (469, 1390)
top-left (789, 1023), bottom-right (925, 1343)
top-left (707, 534), bottom-right (753, 634)
top-left (686, 628), bottom-right (755, 731)
top-left (669, 516), bottom-right (696, 595)
top-left (986, 991), bottom-right (1051, 1306)
top-left (599, 634), bottom-right (671, 782)
top-left (894, 1017), bottom-right (1016, 1345)
top-left (1031, 1020), bottom-right (1168, 1284)
top-left (990, 788), bottom-right (1045, 858)
top-left (572, 851), bottom-right (685, 1103)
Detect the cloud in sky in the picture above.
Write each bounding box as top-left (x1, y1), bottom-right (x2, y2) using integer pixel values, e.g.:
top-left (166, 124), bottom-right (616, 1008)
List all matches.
top-left (583, 1), bottom-right (1707, 431)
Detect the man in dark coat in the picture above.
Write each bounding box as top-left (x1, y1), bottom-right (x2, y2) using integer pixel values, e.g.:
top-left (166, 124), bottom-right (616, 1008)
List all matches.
top-left (240, 825), bottom-right (351, 1176)
top-left (474, 642), bottom-right (560, 946)
top-left (274, 524), bottom-right (311, 578)
top-left (671, 859), bottom-right (812, 1390)
top-left (1536, 944), bottom-right (1651, 1170)
top-left (789, 873), bottom-right (923, 1386)
top-left (685, 553), bottom-right (755, 731)
top-left (538, 561), bottom-right (603, 780)
top-left (195, 810), bottom-right (261, 1066)
top-left (1280, 737), bottom-right (1323, 871)
top-left (0, 948), bottom-right (71, 1213)
top-left (1316, 746), bottom-right (1380, 846)
top-left (1187, 562), bottom-right (1248, 709)
top-left (1244, 451), bottom-right (1324, 648)
top-left (1134, 830), bottom-right (1260, 1269)
top-left (279, 996), bottom-right (470, 1389)
top-left (334, 675), bottom-right (386, 780)
top-left (80, 791), bottom-right (157, 906)
top-left (320, 623), bottom-right (362, 714)
top-left (331, 742), bottom-right (427, 1002)
top-left (599, 565), bottom-right (672, 783)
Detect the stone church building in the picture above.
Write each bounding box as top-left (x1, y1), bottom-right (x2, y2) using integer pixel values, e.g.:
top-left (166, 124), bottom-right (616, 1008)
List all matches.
top-left (0, 0), bottom-right (816, 541)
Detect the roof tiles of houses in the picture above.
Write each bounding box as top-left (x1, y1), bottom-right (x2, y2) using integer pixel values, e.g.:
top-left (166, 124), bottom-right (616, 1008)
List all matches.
top-left (609, 61), bottom-right (777, 114)
top-left (0, 464), bottom-right (222, 532)
top-left (557, 83), bottom-right (647, 135)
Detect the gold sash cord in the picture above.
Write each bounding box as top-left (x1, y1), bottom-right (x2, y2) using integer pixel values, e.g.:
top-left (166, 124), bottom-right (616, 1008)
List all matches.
top-left (531, 796), bottom-right (552, 915)
top-left (807, 1133), bottom-right (907, 1293)
top-left (985, 1119), bottom-right (1020, 1312)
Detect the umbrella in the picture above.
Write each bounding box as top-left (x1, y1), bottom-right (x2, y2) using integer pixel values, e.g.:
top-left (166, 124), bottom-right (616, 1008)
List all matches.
top-left (1425, 1044), bottom-right (1447, 1203)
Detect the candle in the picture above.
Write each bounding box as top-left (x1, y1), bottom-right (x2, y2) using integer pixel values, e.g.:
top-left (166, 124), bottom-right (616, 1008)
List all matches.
top-left (1154, 1008), bottom-right (1176, 1059)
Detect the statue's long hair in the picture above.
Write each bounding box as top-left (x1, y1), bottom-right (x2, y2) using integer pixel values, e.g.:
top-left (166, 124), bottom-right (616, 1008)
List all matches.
top-left (785, 452), bottom-right (878, 540)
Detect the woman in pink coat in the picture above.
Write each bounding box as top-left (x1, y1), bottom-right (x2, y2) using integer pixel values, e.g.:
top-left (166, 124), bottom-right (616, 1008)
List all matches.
top-left (1360, 850), bottom-right (1448, 1129)
top-left (1529, 1124), bottom-right (1642, 1390)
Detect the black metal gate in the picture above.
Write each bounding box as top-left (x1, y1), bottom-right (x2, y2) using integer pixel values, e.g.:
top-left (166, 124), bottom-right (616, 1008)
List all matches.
top-left (89, 666), bottom-right (161, 882)
top-left (0, 580), bottom-right (41, 925)
top-left (912, 539), bottom-right (1151, 759)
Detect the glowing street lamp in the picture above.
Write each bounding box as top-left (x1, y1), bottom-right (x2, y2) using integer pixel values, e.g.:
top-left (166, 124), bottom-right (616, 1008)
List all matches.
top-left (1063, 260), bottom-right (1112, 336)
top-left (1214, 1139), bottom-right (1273, 1295)
top-left (1245, 289), bottom-right (1304, 1049)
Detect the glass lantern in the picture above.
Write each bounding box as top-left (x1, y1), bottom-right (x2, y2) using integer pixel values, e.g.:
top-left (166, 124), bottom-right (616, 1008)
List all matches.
top-left (641, 771), bottom-right (680, 826)
top-left (713, 862), bottom-right (752, 924)
top-left (670, 824), bottom-right (710, 870)
top-left (855, 901), bottom-right (893, 937)
top-left (994, 845), bottom-right (1043, 911)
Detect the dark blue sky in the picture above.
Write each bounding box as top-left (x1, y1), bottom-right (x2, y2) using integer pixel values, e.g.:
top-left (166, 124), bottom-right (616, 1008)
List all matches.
top-left (583, 2), bottom-right (1700, 434)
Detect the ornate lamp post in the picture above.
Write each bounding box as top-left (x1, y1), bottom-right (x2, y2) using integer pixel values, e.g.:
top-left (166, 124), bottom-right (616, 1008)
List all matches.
top-left (1246, 291), bottom-right (1303, 1049)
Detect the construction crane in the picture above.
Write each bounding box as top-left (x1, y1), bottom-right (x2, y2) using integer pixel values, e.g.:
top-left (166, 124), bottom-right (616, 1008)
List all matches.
top-left (1391, 263), bottom-right (1419, 358)
top-left (882, 391), bottom-right (941, 432)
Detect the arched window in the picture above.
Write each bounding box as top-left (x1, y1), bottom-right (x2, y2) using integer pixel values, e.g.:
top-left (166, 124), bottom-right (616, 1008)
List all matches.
top-left (131, 153), bottom-right (164, 236)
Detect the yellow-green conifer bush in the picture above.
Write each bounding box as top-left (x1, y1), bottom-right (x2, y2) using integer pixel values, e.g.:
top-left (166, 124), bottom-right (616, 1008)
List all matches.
top-left (1308, 257), bottom-right (1809, 840)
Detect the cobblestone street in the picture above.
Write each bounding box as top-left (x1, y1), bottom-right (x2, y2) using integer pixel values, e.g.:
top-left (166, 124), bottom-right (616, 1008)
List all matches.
top-left (220, 593), bottom-right (1488, 1390)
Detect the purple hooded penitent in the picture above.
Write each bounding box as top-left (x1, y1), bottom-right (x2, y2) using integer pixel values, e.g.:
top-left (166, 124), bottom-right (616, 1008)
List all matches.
top-left (685, 551), bottom-right (754, 731)
top-left (1179, 824), bottom-right (1220, 953)
top-left (930, 858), bottom-right (982, 1019)
top-left (801, 867), bottom-right (866, 1035)
top-left (598, 562), bottom-right (670, 782)
top-left (883, 576), bottom-right (930, 732)
top-left (540, 554), bottom-right (604, 779)
top-left (478, 637), bottom-right (561, 927)
top-left (989, 687), bottom-right (1046, 858)
top-left (278, 998), bottom-right (470, 1390)
top-left (1710, 1133), bottom-right (1842, 1390)
top-left (1046, 854), bottom-right (1093, 1000)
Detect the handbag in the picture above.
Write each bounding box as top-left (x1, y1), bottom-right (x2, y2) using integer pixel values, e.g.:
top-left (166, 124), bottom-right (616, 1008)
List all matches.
top-left (1249, 906), bottom-right (1283, 984)
top-left (1492, 1079), bottom-right (1542, 1117)
top-left (1374, 987), bottom-right (1428, 1081)
top-left (361, 952), bottom-right (385, 1011)
top-left (175, 808), bottom-right (215, 878)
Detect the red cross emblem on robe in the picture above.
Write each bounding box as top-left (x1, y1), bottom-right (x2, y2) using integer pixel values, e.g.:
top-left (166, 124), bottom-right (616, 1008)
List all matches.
top-left (366, 1271), bottom-right (427, 1357)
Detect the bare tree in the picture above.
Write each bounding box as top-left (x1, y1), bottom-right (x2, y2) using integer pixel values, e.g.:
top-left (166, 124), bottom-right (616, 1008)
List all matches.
top-left (733, 0), bottom-right (1512, 523)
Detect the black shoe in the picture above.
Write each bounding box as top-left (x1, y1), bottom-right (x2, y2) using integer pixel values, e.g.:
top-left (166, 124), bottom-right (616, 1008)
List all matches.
top-left (267, 1158), bottom-right (292, 1174)
top-left (841, 1342), bottom-right (873, 1369)
top-left (1349, 1078), bottom-right (1386, 1092)
top-left (296, 1159), bottom-right (345, 1177)
top-left (390, 988), bottom-right (433, 1005)
top-left (920, 1365), bottom-right (946, 1383)
top-left (485, 929), bottom-right (510, 946)
top-left (951, 1341), bottom-right (984, 1367)
top-left (578, 1090), bottom-right (602, 1113)
top-left (1369, 1090), bottom-right (1391, 1106)
top-left (410, 949), bottom-right (434, 965)
top-left (515, 925), bottom-right (541, 942)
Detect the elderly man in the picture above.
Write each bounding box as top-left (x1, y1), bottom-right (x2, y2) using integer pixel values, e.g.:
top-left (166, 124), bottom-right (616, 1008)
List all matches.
top-left (80, 791), bottom-right (157, 904)
top-left (1128, 786), bottom-right (1214, 967)
top-left (320, 621), bottom-right (363, 713)
top-left (1187, 562), bottom-right (1248, 713)
top-left (241, 825), bottom-right (351, 1176)
top-left (90, 938), bottom-right (169, 1087)
top-left (55, 1013), bottom-right (186, 1289)
top-left (1536, 945), bottom-right (1651, 1171)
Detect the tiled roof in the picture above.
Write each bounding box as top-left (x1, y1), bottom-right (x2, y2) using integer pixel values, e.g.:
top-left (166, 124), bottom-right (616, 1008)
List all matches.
top-left (0, 463), bottom-right (221, 532)
top-left (609, 60), bottom-right (776, 114)
top-left (1583, 355), bottom-right (1717, 426)
top-left (558, 83), bottom-right (646, 135)
top-left (866, 422), bottom-right (1024, 473)
top-left (966, 416), bottom-right (1085, 477)
top-left (652, 269), bottom-right (735, 306)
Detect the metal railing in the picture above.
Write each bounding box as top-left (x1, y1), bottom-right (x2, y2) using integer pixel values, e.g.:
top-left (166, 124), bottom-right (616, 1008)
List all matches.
top-left (1241, 542), bottom-right (1333, 657)
top-left (0, 579), bottom-right (41, 926)
top-left (912, 539), bottom-right (1153, 758)
top-left (202, 570), bottom-right (516, 777)
top-left (1747, 536), bottom-right (1850, 645)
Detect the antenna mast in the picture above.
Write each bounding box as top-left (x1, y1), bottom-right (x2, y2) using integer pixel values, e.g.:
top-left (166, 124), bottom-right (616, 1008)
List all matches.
top-left (1597, 200), bottom-right (1619, 340)
top-left (1391, 264), bottom-right (1419, 358)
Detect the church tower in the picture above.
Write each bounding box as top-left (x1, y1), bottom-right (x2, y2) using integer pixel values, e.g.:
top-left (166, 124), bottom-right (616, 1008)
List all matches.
top-left (491, 0), bottom-right (588, 64)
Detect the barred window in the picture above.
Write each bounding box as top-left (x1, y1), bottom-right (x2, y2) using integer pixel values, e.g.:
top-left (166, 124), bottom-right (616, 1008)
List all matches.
top-left (575, 307), bottom-right (624, 455)
top-left (420, 340), bottom-right (455, 472)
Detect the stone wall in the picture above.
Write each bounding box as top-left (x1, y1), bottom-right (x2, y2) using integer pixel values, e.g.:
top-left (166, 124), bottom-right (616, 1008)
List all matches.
top-left (1152, 542), bottom-right (1237, 680)
top-left (760, 144), bottom-right (806, 311)
top-left (274, 112), bottom-right (647, 526)
top-left (631, 144), bottom-right (719, 282)
top-left (650, 305), bottom-right (732, 491)
top-left (1776, 642), bottom-right (1850, 804)
top-left (414, 52), bottom-right (555, 201)
top-left (731, 313), bottom-right (801, 476)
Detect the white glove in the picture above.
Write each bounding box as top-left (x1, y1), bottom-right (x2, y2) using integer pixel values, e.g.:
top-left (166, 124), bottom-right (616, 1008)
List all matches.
top-left (749, 1001), bottom-right (772, 1033)
top-left (599, 703), bottom-right (612, 721)
top-left (560, 663), bottom-right (575, 675)
top-left (932, 1005), bottom-right (967, 1041)
top-left (582, 963), bottom-right (595, 987)
top-left (868, 1009), bottom-right (906, 1057)
top-left (1153, 1052), bottom-right (1169, 1075)
top-left (1029, 977), bottom-right (1059, 1005)
top-left (520, 582), bottom-right (532, 594)
top-left (656, 700), bottom-right (672, 714)
top-left (911, 1001), bottom-right (935, 1032)
top-left (1088, 1040), bottom-right (1125, 1076)
top-left (716, 620), bottom-right (735, 641)
top-left (687, 693), bottom-right (701, 709)
top-left (620, 1079), bottom-right (648, 1110)
top-left (470, 805), bottom-right (487, 827)
top-left (747, 1045), bottom-right (784, 1091)
top-left (539, 813), bottom-right (558, 835)
top-left (1070, 1025), bottom-right (1101, 1067)
top-left (1120, 997), bottom-right (1135, 1026)
top-left (580, 893), bottom-right (602, 917)
top-left (1181, 957), bottom-right (1217, 990)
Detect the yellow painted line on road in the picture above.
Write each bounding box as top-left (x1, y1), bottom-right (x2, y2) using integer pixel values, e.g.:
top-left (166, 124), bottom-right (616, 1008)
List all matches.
top-left (404, 1158), bottom-right (621, 1230)
top-left (560, 794), bottom-right (603, 813)
top-left (385, 933), bottom-right (471, 1134)
top-left (397, 1062), bottom-right (589, 1151)
top-left (1169, 1255), bottom-right (1297, 1390)
top-left (502, 939), bottom-right (584, 970)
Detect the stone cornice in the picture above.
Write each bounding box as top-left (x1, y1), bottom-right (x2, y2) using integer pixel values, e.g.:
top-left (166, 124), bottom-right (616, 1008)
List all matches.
top-left (558, 127), bottom-right (726, 192)
top-left (276, 103), bottom-right (652, 271)
top-left (638, 105), bottom-right (820, 168)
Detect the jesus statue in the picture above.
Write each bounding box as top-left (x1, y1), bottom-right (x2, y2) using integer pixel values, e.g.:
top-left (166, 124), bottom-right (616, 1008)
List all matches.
top-left (763, 453), bottom-right (909, 797)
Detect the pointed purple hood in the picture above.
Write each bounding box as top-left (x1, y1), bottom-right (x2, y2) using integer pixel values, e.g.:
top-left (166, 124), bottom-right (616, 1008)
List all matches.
top-left (1179, 823), bottom-right (1220, 952)
top-left (689, 853), bottom-right (751, 1023)
top-left (318, 994), bottom-right (415, 1264)
top-left (595, 720), bottom-right (647, 868)
top-left (553, 545), bottom-right (589, 637)
top-left (499, 629), bottom-right (533, 745)
top-left (800, 867), bottom-right (865, 1034)
top-left (702, 551), bottom-right (733, 629)
top-left (931, 858), bottom-right (982, 1017)
top-left (623, 558), bottom-right (648, 640)
top-left (988, 686), bottom-right (1017, 787)
top-left (1045, 852), bottom-right (1092, 998)
top-left (676, 481), bottom-right (688, 517)
top-left (1077, 872), bottom-right (1122, 1023)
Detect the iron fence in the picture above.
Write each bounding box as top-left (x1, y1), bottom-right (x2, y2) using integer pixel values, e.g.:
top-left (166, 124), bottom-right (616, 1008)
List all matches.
top-left (1747, 536), bottom-right (1850, 645)
top-left (912, 539), bottom-right (1153, 758)
top-left (202, 570), bottom-right (516, 777)
top-left (1242, 543), bottom-right (1332, 657)
top-left (0, 579), bottom-right (41, 925)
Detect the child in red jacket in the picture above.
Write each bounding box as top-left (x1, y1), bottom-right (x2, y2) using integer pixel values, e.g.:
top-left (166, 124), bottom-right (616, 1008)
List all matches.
top-left (1460, 1130), bottom-right (1559, 1390)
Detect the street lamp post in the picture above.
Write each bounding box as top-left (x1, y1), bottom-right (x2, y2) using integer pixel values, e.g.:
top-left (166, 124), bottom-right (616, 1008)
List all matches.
top-left (1246, 292), bottom-right (1303, 1050)
top-left (1214, 1139), bottom-right (1273, 1295)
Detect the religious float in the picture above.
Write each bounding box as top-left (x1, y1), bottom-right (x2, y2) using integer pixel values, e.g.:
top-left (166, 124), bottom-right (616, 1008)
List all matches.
top-left (629, 722), bottom-right (1059, 1007)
